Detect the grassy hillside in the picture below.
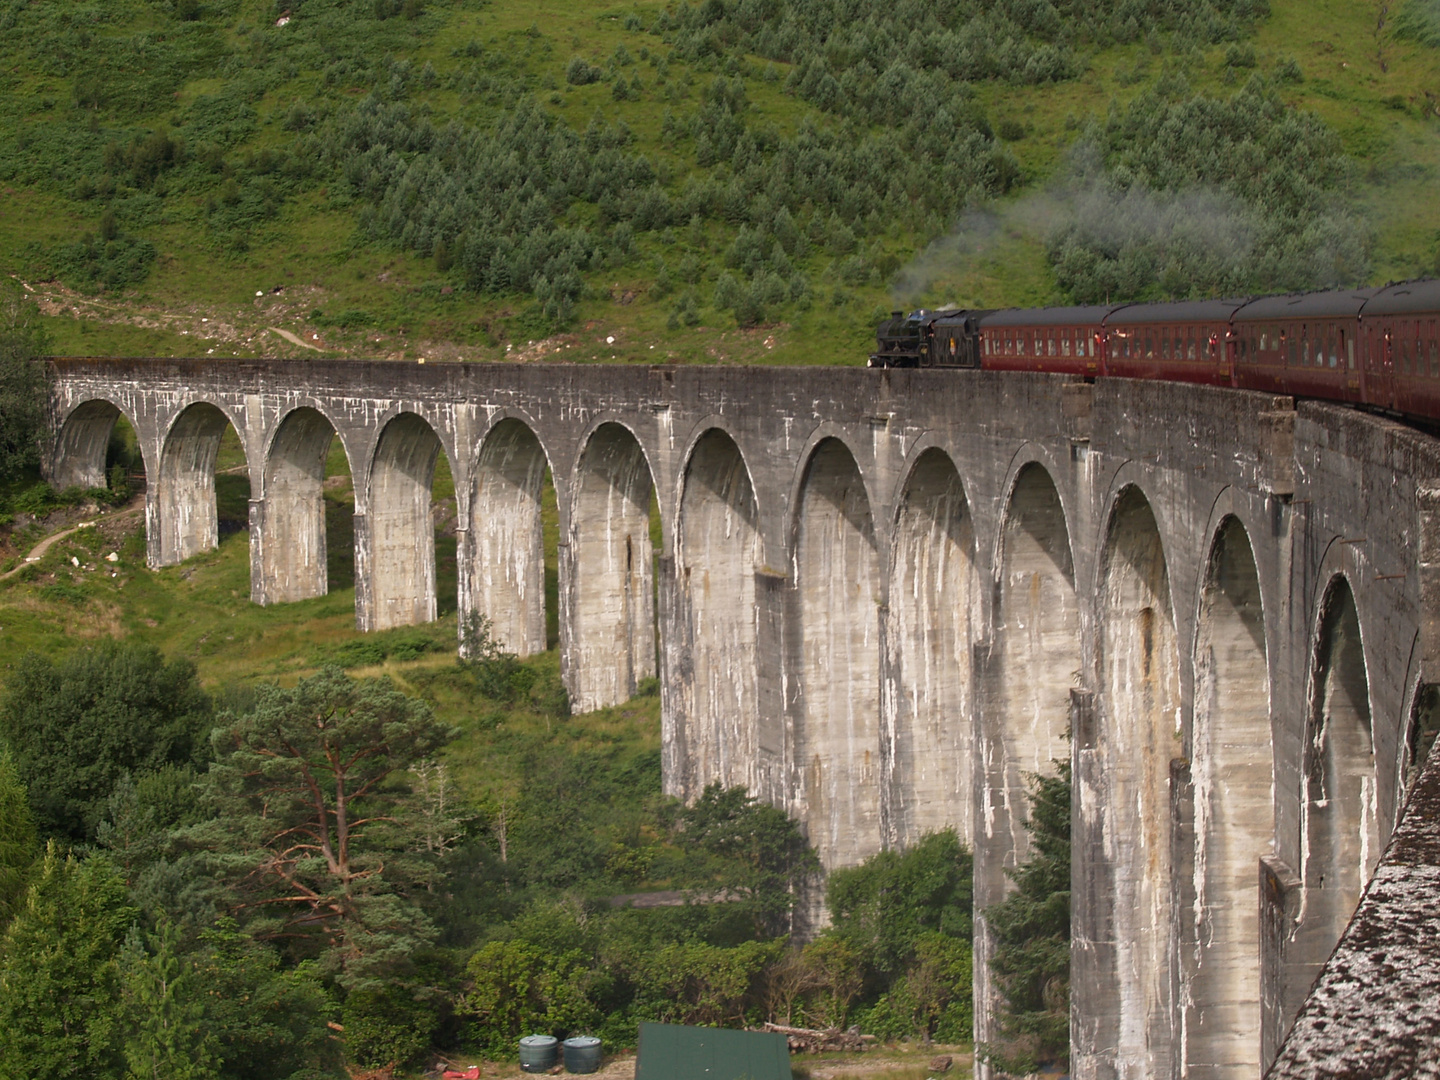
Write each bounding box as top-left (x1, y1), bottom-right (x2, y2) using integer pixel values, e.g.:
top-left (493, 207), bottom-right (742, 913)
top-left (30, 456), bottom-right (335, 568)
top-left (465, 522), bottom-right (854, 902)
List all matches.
top-left (1, 0), bottom-right (1436, 366)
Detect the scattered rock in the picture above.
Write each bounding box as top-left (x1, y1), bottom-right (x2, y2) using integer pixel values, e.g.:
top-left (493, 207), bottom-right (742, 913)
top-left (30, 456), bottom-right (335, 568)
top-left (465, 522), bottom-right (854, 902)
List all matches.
top-left (928, 1055), bottom-right (953, 1073)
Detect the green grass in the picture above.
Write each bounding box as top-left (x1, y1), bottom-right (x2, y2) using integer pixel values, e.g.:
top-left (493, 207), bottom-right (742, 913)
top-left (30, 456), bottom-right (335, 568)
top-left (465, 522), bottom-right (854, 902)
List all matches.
top-left (0, 449), bottom-right (657, 832)
top-left (5, 0), bottom-right (1434, 365)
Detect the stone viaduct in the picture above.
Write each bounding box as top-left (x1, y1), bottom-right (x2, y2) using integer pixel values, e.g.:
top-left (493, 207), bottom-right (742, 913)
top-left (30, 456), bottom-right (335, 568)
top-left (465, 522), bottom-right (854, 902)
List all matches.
top-left (43, 357), bottom-right (1440, 1077)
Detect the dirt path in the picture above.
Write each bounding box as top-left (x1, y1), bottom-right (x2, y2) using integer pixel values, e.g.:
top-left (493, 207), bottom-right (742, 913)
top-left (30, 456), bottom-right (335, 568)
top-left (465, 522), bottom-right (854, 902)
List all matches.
top-left (1, 503), bottom-right (144, 581)
top-left (269, 326), bottom-right (324, 352)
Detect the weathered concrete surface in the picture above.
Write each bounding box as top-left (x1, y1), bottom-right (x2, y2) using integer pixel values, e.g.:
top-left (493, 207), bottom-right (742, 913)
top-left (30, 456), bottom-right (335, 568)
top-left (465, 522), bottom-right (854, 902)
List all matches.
top-left (43, 358), bottom-right (1440, 1077)
top-left (1266, 732), bottom-right (1440, 1078)
top-left (1188, 519), bottom-right (1272, 1080)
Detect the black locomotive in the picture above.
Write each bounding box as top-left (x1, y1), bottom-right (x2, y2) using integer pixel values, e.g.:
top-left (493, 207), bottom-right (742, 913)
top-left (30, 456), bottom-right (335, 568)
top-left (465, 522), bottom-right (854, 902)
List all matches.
top-left (869, 308), bottom-right (988, 368)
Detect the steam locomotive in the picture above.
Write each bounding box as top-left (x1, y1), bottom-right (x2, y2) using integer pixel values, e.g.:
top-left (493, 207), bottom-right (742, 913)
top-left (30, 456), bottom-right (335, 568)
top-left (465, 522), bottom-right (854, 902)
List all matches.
top-left (869, 280), bottom-right (1440, 419)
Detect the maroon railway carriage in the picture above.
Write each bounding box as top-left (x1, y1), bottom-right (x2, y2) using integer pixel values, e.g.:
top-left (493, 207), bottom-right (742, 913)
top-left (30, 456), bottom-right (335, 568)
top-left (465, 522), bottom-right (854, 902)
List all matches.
top-left (1230, 287), bottom-right (1377, 405)
top-left (979, 305), bottom-right (1108, 377)
top-left (1362, 279), bottom-right (1440, 417)
top-left (874, 277), bottom-right (1440, 427)
top-left (1100, 299), bottom-right (1248, 386)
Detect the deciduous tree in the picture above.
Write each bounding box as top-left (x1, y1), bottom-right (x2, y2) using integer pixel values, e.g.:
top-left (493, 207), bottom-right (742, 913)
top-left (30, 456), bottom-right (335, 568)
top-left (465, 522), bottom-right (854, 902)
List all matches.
top-left (0, 642), bottom-right (212, 843)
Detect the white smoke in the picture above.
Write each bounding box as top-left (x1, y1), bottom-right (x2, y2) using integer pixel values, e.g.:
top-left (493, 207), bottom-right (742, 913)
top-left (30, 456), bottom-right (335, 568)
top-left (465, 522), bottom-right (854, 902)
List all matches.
top-left (890, 141), bottom-right (1366, 305)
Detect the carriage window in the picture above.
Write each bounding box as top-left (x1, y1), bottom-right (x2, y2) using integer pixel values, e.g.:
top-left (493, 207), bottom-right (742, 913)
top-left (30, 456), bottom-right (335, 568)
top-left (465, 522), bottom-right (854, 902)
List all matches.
top-left (1250, 333), bottom-right (1258, 359)
top-left (1342, 329), bottom-right (1354, 370)
top-left (1062, 331), bottom-right (1072, 358)
top-left (1431, 321), bottom-right (1439, 376)
top-left (1287, 330), bottom-right (1297, 366)
top-left (1161, 331), bottom-right (1171, 359)
top-left (1328, 326), bottom-right (1338, 368)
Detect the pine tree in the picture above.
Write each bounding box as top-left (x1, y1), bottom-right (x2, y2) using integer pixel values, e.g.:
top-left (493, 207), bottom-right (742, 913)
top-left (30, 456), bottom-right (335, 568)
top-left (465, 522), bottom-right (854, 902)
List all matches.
top-left (200, 667), bottom-right (455, 987)
top-left (982, 763), bottom-right (1071, 1074)
top-left (0, 753), bottom-right (36, 928)
top-left (120, 920), bottom-right (220, 1080)
top-left (0, 843), bottom-right (136, 1078)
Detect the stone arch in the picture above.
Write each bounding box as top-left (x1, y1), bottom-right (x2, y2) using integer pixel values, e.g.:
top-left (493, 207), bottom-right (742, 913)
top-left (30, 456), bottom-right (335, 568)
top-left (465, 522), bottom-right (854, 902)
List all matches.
top-left (669, 427), bottom-right (762, 800)
top-left (366, 411), bottom-right (451, 630)
top-left (152, 401), bottom-right (245, 567)
top-left (469, 417), bottom-right (552, 657)
top-left (974, 460), bottom-right (1079, 1050)
top-left (568, 421), bottom-right (657, 713)
top-left (1189, 514), bottom-right (1272, 1079)
top-left (786, 423), bottom-right (883, 555)
top-left (258, 406), bottom-right (350, 605)
top-left (1099, 483), bottom-right (1182, 1078)
top-left (884, 445), bottom-right (977, 849)
top-left (987, 461), bottom-right (1079, 865)
top-left (1295, 575), bottom-right (1378, 989)
top-left (795, 436), bottom-right (881, 870)
top-left (52, 398), bottom-right (146, 491)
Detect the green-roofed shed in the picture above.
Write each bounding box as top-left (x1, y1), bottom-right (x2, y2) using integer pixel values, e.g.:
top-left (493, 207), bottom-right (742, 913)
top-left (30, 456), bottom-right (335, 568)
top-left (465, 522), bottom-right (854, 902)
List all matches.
top-left (634, 1023), bottom-right (792, 1080)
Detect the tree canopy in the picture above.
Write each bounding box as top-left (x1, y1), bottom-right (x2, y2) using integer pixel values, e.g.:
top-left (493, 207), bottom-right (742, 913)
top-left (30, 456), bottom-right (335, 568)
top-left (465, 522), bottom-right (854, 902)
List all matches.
top-left (201, 666), bottom-right (456, 986)
top-left (0, 642), bottom-right (212, 843)
top-left (0, 278), bottom-right (49, 483)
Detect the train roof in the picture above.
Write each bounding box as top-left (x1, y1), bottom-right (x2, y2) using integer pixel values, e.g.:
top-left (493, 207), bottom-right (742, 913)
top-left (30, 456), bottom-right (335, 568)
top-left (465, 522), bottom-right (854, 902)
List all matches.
top-left (1234, 287), bottom-right (1381, 321)
top-left (1363, 279), bottom-right (1440, 316)
top-left (1106, 299), bottom-right (1248, 324)
top-left (979, 305), bottom-right (1116, 328)
top-left (932, 309), bottom-right (991, 325)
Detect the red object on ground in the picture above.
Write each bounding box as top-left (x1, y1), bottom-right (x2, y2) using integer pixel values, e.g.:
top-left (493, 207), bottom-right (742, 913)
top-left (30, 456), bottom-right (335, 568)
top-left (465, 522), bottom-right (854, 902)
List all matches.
top-left (442, 1068), bottom-right (480, 1079)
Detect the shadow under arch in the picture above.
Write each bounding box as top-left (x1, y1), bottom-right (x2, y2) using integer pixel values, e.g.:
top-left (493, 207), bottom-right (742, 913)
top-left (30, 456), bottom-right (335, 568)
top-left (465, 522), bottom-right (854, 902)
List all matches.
top-left (153, 401), bottom-right (247, 568)
top-left (568, 421), bottom-right (657, 713)
top-left (1291, 575), bottom-right (1378, 1018)
top-left (794, 436), bottom-right (881, 872)
top-left (52, 398), bottom-right (147, 491)
top-left (365, 411), bottom-right (454, 631)
top-left (1098, 483), bottom-right (1182, 1079)
top-left (258, 406), bottom-right (353, 605)
top-left (884, 445), bottom-right (976, 850)
top-left (667, 426), bottom-right (762, 800)
top-left (469, 417), bottom-right (552, 658)
top-left (1189, 514), bottom-right (1272, 1078)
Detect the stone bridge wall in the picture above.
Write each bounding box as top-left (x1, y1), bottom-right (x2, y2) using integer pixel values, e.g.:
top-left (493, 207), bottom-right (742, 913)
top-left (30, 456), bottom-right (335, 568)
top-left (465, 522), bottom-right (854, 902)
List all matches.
top-left (44, 358), bottom-right (1440, 1078)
